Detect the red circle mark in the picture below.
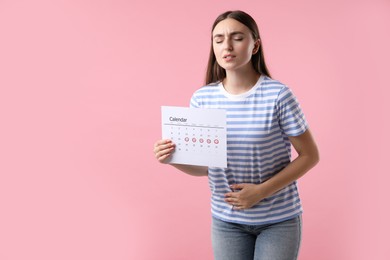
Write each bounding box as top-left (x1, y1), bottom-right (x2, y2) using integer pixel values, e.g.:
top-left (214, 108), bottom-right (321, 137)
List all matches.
top-left (192, 138), bottom-right (197, 143)
top-left (214, 139), bottom-right (219, 144)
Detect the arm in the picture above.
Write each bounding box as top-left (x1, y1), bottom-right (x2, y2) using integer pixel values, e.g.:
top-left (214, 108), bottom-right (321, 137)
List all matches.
top-left (257, 129), bottom-right (319, 197)
top-left (154, 139), bottom-right (208, 177)
top-left (225, 129), bottom-right (319, 209)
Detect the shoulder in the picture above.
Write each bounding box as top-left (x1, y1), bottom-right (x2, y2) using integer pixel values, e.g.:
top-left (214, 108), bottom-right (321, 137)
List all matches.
top-left (190, 82), bottom-right (221, 108)
top-left (191, 82), bottom-right (221, 98)
top-left (257, 76), bottom-right (292, 101)
top-left (261, 76), bottom-right (289, 92)
top-left (263, 78), bottom-right (302, 109)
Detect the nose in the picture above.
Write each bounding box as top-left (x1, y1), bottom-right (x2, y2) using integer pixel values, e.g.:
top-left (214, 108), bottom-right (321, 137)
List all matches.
top-left (222, 39), bottom-right (233, 51)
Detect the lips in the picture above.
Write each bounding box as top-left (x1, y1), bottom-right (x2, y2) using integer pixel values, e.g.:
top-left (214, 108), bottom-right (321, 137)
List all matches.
top-left (223, 54), bottom-right (236, 61)
top-left (223, 54), bottom-right (235, 59)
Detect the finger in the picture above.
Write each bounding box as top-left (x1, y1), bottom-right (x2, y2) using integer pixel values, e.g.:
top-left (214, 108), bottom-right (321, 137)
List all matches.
top-left (154, 140), bottom-right (175, 154)
top-left (224, 197), bottom-right (238, 205)
top-left (155, 146), bottom-right (175, 160)
top-left (154, 139), bottom-right (172, 148)
top-left (224, 192), bottom-right (238, 198)
top-left (158, 152), bottom-right (172, 163)
top-left (231, 201), bottom-right (245, 210)
top-left (155, 142), bottom-right (176, 159)
top-left (230, 184), bottom-right (245, 190)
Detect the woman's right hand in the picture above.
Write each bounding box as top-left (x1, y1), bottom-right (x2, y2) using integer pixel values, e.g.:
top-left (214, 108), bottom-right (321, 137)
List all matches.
top-left (153, 139), bottom-right (176, 163)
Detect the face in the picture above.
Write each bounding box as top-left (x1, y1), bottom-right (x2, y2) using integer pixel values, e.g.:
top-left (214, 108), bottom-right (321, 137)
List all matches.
top-left (212, 18), bottom-right (259, 72)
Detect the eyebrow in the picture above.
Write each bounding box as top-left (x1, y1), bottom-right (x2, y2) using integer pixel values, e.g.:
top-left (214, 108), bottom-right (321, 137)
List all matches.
top-left (213, 31), bottom-right (245, 38)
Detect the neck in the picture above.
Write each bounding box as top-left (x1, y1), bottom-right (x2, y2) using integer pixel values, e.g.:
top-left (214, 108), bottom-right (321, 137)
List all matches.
top-left (223, 67), bottom-right (260, 95)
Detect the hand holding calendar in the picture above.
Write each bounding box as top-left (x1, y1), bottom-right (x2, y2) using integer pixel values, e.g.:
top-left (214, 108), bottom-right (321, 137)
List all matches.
top-left (161, 106), bottom-right (227, 167)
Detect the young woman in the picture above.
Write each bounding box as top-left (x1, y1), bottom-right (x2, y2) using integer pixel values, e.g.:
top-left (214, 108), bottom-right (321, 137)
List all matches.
top-left (153, 10), bottom-right (319, 260)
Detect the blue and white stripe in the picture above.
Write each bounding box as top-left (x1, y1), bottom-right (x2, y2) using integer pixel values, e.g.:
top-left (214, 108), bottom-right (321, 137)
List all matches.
top-left (190, 75), bottom-right (308, 225)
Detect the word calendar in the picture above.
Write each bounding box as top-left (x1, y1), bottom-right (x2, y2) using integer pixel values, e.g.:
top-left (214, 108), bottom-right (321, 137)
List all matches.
top-left (161, 106), bottom-right (227, 167)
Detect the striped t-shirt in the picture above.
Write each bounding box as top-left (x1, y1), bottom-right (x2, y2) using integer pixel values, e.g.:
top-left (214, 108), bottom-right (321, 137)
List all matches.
top-left (190, 75), bottom-right (308, 225)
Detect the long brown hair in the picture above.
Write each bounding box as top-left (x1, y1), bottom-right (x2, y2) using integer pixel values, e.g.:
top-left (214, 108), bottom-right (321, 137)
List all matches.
top-left (205, 10), bottom-right (271, 85)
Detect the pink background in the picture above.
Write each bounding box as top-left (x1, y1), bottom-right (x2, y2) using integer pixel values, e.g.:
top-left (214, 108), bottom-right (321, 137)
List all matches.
top-left (0, 0), bottom-right (389, 259)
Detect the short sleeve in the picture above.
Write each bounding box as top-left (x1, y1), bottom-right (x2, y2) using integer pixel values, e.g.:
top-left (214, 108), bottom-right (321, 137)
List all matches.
top-left (276, 86), bottom-right (308, 136)
top-left (189, 92), bottom-right (201, 108)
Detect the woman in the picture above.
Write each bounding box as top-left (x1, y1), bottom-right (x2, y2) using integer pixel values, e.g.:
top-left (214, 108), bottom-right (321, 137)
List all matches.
top-left (154, 10), bottom-right (319, 260)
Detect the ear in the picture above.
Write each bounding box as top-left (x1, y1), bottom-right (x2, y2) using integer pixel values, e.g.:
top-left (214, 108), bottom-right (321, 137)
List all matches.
top-left (252, 39), bottom-right (261, 55)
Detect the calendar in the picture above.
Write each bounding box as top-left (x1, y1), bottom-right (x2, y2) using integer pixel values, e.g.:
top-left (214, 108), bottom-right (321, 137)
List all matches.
top-left (161, 106), bottom-right (227, 167)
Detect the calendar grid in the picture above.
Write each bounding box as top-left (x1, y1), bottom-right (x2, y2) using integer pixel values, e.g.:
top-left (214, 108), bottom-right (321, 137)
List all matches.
top-left (161, 106), bottom-right (227, 167)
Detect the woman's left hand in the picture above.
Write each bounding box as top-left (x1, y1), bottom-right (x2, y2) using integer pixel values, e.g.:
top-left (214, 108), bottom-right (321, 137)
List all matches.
top-left (224, 183), bottom-right (264, 210)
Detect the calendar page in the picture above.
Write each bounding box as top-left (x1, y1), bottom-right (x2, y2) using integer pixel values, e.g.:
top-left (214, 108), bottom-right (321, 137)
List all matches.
top-left (161, 106), bottom-right (227, 168)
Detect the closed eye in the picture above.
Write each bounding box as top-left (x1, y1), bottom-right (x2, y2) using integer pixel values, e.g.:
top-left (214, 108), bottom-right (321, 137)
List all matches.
top-left (214, 38), bottom-right (223, 44)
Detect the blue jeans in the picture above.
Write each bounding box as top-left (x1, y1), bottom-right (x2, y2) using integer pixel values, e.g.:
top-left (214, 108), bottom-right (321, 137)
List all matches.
top-left (211, 215), bottom-right (302, 260)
